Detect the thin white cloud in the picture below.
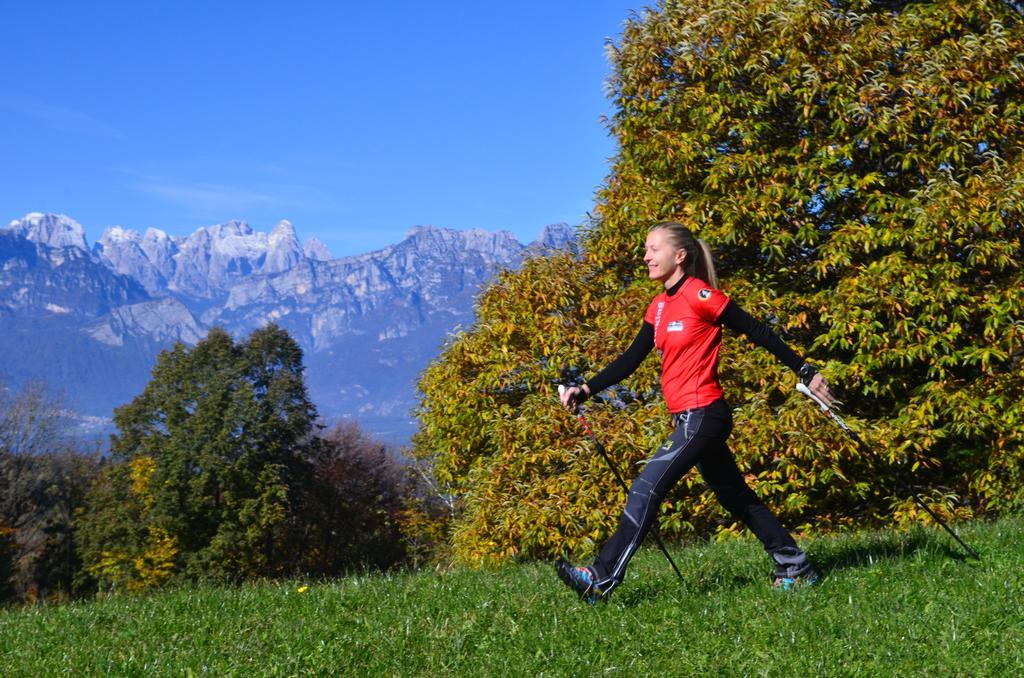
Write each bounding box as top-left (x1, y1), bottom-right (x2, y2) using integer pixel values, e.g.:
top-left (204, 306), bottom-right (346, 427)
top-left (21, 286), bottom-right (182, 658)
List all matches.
top-left (135, 179), bottom-right (276, 213)
top-left (0, 92), bottom-right (126, 140)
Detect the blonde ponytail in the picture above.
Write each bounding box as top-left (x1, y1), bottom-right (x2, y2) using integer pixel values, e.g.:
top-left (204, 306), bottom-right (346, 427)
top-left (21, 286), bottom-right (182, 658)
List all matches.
top-left (696, 238), bottom-right (717, 288)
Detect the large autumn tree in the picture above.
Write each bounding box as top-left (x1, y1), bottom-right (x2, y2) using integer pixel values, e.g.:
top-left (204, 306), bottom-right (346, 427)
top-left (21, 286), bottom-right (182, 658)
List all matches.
top-left (414, 0), bottom-right (1024, 565)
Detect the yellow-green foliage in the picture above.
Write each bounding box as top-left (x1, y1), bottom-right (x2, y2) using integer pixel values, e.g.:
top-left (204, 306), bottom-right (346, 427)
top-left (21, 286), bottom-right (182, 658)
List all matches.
top-left (128, 455), bottom-right (157, 511)
top-left (415, 0), bottom-right (1024, 566)
top-left (89, 527), bottom-right (178, 593)
top-left (83, 457), bottom-right (179, 591)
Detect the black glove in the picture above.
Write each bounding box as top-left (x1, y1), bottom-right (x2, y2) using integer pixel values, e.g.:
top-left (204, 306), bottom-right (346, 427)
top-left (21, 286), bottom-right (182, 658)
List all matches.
top-left (797, 363), bottom-right (818, 387)
top-left (568, 385), bottom-right (591, 407)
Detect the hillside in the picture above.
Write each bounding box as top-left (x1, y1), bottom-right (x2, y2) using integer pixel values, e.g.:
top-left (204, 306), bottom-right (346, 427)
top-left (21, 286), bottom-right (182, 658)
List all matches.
top-left (2, 516), bottom-right (1021, 675)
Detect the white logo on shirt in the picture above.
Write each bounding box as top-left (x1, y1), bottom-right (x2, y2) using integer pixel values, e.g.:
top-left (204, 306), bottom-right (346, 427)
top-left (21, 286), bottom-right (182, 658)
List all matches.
top-left (667, 320), bottom-right (684, 332)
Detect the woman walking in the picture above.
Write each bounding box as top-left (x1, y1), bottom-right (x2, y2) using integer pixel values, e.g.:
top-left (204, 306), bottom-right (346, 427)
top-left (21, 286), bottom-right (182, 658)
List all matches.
top-left (557, 221), bottom-right (837, 603)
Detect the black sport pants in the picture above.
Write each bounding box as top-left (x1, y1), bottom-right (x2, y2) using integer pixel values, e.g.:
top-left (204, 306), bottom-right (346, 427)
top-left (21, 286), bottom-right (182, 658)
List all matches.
top-left (590, 398), bottom-right (801, 591)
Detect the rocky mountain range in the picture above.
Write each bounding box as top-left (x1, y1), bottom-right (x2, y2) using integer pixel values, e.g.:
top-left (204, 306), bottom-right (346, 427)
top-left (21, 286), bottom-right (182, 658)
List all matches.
top-left (0, 212), bottom-right (574, 443)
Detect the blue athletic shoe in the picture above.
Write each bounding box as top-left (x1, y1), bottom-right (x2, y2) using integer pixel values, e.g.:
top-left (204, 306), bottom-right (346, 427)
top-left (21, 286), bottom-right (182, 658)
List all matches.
top-left (771, 546), bottom-right (820, 590)
top-left (556, 559), bottom-right (605, 604)
top-left (772, 562), bottom-right (820, 590)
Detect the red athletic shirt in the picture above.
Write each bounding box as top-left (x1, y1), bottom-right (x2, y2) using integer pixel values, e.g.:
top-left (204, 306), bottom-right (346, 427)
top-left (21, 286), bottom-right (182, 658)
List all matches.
top-left (643, 277), bottom-right (730, 412)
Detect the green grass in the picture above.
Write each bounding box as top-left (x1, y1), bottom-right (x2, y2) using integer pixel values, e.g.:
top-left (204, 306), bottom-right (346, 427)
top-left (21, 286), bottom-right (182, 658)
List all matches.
top-left (3, 516), bottom-right (1023, 676)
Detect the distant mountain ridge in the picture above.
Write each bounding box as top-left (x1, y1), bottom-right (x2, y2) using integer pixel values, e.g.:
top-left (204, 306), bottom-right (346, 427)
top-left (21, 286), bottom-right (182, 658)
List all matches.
top-left (0, 213), bottom-right (574, 442)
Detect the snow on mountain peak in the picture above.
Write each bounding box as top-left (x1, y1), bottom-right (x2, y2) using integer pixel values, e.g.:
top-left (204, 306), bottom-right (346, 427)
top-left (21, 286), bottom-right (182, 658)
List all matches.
top-left (221, 220), bottom-right (253, 237)
top-left (403, 225), bottom-right (433, 239)
top-left (304, 237), bottom-right (332, 261)
top-left (535, 223), bottom-right (575, 249)
top-left (213, 230), bottom-right (268, 259)
top-left (7, 212), bottom-right (89, 251)
top-left (101, 226), bottom-right (139, 244)
top-left (143, 227), bottom-right (171, 242)
top-left (270, 219), bottom-right (299, 243)
top-left (265, 220), bottom-right (303, 273)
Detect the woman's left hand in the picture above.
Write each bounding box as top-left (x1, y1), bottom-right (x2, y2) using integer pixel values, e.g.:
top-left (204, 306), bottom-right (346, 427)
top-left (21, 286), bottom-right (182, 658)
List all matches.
top-left (560, 384), bottom-right (590, 413)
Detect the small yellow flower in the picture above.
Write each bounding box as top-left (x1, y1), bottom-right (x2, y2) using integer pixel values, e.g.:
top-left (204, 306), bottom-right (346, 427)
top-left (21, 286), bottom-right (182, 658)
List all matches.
top-left (297, 585), bottom-right (309, 593)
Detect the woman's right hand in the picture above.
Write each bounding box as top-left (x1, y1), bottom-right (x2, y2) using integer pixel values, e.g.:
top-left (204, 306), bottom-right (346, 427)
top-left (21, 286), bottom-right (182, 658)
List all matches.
top-left (806, 372), bottom-right (839, 409)
top-left (560, 384), bottom-right (591, 413)
top-left (798, 363), bottom-right (839, 409)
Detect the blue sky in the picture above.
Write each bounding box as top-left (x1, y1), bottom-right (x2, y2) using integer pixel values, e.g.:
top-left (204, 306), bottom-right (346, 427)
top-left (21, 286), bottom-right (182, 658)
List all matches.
top-left (1, 2), bottom-right (641, 257)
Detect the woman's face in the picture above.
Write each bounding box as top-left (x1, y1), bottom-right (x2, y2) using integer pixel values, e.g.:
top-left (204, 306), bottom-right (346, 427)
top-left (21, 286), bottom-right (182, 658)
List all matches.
top-left (644, 229), bottom-right (686, 284)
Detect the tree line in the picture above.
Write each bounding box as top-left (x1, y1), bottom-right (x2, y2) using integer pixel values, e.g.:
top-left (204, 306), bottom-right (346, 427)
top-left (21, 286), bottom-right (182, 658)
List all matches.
top-left (0, 326), bottom-right (448, 604)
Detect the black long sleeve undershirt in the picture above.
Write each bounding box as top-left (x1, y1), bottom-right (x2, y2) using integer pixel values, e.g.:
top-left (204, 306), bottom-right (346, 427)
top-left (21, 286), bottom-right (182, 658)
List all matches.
top-left (720, 302), bottom-right (804, 372)
top-left (584, 321), bottom-right (654, 396)
top-left (584, 286), bottom-right (805, 396)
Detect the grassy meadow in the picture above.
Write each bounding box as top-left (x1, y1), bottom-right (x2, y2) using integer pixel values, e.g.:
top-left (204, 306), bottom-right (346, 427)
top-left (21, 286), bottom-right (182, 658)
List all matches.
top-left (2, 515), bottom-right (1022, 676)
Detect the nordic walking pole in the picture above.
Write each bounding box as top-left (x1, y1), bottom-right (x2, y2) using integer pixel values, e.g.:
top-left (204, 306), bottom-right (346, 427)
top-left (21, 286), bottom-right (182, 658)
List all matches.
top-left (797, 383), bottom-right (980, 560)
top-left (559, 385), bottom-right (686, 583)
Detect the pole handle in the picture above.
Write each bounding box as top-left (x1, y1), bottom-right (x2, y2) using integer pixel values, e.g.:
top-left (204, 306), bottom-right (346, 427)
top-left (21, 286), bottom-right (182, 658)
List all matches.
top-left (796, 382), bottom-right (830, 411)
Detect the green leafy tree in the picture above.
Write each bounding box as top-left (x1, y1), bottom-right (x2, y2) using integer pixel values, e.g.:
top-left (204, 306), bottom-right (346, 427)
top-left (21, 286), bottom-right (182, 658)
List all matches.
top-left (77, 325), bottom-right (318, 589)
top-left (415, 0), bottom-right (1024, 565)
